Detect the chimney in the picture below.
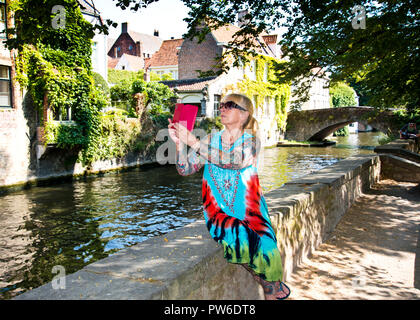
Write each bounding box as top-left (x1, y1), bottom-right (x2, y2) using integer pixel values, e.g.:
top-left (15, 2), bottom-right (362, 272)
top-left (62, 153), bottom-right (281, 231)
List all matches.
top-left (122, 22), bottom-right (128, 34)
top-left (135, 41), bottom-right (141, 57)
top-left (238, 10), bottom-right (249, 28)
top-left (153, 29), bottom-right (159, 37)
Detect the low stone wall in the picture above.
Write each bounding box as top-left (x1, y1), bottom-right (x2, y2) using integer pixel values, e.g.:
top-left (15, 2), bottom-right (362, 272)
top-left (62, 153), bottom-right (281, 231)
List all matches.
top-left (374, 139), bottom-right (420, 183)
top-left (379, 154), bottom-right (420, 183)
top-left (374, 139), bottom-right (420, 163)
top-left (15, 154), bottom-right (381, 300)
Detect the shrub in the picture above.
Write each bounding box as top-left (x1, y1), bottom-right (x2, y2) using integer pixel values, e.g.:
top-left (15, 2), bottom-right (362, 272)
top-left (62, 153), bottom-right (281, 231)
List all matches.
top-left (92, 72), bottom-right (110, 96)
top-left (108, 69), bottom-right (144, 85)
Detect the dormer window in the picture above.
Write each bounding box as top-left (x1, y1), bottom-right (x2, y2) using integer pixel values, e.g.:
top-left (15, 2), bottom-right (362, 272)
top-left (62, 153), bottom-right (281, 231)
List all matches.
top-left (129, 45), bottom-right (133, 51)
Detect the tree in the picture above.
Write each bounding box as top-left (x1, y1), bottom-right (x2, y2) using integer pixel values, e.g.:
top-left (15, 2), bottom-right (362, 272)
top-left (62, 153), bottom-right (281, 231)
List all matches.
top-left (329, 82), bottom-right (357, 137)
top-left (107, 0), bottom-right (419, 113)
top-left (329, 82), bottom-right (356, 108)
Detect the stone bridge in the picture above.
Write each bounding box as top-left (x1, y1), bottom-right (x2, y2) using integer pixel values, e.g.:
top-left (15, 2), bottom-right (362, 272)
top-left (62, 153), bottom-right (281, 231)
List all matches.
top-left (285, 107), bottom-right (400, 141)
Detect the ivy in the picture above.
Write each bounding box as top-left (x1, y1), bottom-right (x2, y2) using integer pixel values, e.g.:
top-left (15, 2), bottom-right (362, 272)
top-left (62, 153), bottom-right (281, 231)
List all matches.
top-left (10, 0), bottom-right (105, 166)
top-left (228, 55), bottom-right (291, 131)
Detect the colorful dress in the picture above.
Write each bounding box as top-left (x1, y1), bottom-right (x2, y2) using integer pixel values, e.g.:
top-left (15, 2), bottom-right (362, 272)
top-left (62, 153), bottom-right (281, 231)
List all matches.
top-left (177, 130), bottom-right (283, 282)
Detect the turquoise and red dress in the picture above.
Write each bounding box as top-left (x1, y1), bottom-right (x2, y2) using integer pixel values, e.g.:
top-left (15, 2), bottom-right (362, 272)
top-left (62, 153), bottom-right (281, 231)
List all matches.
top-left (177, 130), bottom-right (283, 282)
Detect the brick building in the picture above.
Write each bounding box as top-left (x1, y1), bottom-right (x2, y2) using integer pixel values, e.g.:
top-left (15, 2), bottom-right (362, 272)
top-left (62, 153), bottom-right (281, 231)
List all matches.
top-left (161, 21), bottom-right (284, 146)
top-left (178, 23), bottom-right (276, 80)
top-left (146, 38), bottom-right (183, 80)
top-left (107, 22), bottom-right (162, 70)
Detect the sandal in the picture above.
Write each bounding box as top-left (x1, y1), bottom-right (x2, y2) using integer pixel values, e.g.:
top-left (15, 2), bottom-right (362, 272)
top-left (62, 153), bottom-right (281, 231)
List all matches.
top-left (262, 281), bottom-right (291, 300)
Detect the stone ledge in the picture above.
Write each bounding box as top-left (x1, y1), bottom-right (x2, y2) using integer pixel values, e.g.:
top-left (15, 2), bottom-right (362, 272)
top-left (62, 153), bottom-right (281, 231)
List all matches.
top-left (379, 154), bottom-right (420, 183)
top-left (14, 220), bottom-right (264, 300)
top-left (374, 139), bottom-right (420, 163)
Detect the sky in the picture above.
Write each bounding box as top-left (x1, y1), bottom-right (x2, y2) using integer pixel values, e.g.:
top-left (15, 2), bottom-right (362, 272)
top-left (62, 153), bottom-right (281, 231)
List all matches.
top-left (94, 0), bottom-right (190, 41)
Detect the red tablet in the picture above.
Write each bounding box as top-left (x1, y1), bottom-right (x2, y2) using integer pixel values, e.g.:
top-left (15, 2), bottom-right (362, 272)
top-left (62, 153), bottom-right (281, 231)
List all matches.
top-left (172, 103), bottom-right (198, 131)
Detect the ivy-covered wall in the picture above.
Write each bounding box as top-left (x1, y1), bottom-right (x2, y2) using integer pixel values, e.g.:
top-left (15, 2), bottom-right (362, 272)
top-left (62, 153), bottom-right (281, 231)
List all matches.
top-left (8, 0), bottom-right (176, 169)
top-left (223, 55), bottom-right (291, 133)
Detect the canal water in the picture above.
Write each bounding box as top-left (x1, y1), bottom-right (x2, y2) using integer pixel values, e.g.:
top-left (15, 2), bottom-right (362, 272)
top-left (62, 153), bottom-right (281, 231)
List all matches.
top-left (0, 131), bottom-right (385, 299)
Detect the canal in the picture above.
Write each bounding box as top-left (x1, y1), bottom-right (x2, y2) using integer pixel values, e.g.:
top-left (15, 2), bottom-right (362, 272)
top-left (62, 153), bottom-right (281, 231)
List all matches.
top-left (0, 131), bottom-right (386, 299)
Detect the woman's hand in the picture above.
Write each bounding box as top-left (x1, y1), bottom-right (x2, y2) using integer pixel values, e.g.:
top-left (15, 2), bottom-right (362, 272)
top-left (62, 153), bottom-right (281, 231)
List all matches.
top-left (168, 119), bottom-right (198, 148)
top-left (168, 119), bottom-right (180, 146)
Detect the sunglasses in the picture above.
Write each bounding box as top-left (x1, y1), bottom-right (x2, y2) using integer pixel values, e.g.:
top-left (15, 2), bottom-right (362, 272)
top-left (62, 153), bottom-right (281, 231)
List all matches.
top-left (220, 101), bottom-right (247, 112)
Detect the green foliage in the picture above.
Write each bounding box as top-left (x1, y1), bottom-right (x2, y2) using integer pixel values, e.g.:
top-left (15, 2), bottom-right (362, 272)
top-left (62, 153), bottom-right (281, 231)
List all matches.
top-left (143, 81), bottom-right (176, 115)
top-left (45, 121), bottom-right (86, 147)
top-left (197, 116), bottom-right (223, 132)
top-left (329, 82), bottom-right (356, 108)
top-left (134, 0), bottom-right (419, 113)
top-left (149, 71), bottom-right (174, 81)
top-left (391, 108), bottom-right (420, 130)
top-left (107, 69), bottom-right (144, 85)
top-left (234, 55), bottom-right (291, 131)
top-left (92, 72), bottom-right (110, 97)
top-left (110, 77), bottom-right (177, 115)
top-left (333, 126), bottom-right (350, 137)
top-left (149, 112), bottom-right (172, 130)
top-left (329, 82), bottom-right (356, 137)
top-left (110, 80), bottom-right (133, 102)
top-left (7, 0), bottom-right (94, 65)
top-left (11, 0), bottom-right (107, 165)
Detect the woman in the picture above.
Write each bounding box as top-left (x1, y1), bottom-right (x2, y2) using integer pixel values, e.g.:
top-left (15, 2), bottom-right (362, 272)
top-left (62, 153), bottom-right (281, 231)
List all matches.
top-left (168, 93), bottom-right (290, 300)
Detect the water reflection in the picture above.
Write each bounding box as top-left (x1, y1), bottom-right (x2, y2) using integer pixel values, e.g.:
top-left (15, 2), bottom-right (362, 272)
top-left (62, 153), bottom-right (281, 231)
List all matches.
top-left (0, 132), bottom-right (384, 299)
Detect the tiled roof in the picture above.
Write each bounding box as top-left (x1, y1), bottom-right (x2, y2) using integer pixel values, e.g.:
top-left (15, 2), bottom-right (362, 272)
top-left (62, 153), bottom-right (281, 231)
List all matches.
top-left (120, 53), bottom-right (144, 71)
top-left (210, 24), bottom-right (275, 57)
top-left (127, 31), bottom-right (163, 55)
top-left (160, 76), bottom-right (218, 92)
top-left (107, 37), bottom-right (116, 52)
top-left (108, 57), bottom-right (119, 69)
top-left (148, 38), bottom-right (183, 68)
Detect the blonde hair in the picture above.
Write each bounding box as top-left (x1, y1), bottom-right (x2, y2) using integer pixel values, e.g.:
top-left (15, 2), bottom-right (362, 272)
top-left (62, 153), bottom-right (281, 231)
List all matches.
top-left (221, 93), bottom-right (259, 137)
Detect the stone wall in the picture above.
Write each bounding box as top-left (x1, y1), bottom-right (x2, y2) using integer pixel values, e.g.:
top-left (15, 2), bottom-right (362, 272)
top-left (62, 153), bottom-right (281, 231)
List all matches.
top-left (374, 138), bottom-right (420, 162)
top-left (374, 139), bottom-right (420, 182)
top-left (0, 95), bottom-right (38, 189)
top-left (15, 154), bottom-right (381, 300)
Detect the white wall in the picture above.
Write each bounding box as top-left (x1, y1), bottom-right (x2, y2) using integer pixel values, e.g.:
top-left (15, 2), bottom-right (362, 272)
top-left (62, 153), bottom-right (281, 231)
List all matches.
top-left (91, 32), bottom-right (108, 81)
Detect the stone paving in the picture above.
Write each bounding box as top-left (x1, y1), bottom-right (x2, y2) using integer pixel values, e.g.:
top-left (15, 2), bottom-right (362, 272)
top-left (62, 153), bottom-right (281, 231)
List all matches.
top-left (286, 179), bottom-right (420, 300)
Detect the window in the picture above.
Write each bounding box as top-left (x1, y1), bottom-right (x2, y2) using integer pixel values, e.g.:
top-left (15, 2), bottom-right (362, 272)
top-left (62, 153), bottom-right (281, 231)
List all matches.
top-left (129, 45), bottom-right (133, 51)
top-left (250, 60), bottom-right (257, 81)
top-left (91, 42), bottom-right (97, 68)
top-left (253, 95), bottom-right (258, 118)
top-left (265, 96), bottom-right (270, 117)
top-left (263, 62), bottom-right (268, 82)
top-left (0, 0), bottom-right (6, 39)
top-left (213, 94), bottom-right (221, 117)
top-left (0, 65), bottom-right (12, 107)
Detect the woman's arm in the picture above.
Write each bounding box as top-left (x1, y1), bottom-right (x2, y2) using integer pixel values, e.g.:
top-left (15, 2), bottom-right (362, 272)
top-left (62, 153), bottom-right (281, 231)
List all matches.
top-left (169, 121), bottom-right (260, 172)
top-left (175, 142), bottom-right (204, 176)
top-left (191, 136), bottom-right (259, 170)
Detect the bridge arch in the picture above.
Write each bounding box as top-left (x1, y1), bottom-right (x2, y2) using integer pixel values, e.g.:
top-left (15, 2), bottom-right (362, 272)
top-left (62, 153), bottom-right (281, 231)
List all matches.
top-left (285, 107), bottom-right (399, 142)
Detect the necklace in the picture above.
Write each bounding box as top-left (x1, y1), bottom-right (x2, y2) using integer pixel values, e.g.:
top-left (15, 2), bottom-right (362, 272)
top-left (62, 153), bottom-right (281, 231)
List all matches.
top-left (221, 129), bottom-right (244, 146)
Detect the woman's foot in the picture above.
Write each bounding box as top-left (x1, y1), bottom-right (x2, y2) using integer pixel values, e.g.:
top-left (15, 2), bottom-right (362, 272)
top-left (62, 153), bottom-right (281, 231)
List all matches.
top-left (241, 264), bottom-right (290, 300)
top-left (261, 281), bottom-right (291, 300)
